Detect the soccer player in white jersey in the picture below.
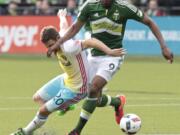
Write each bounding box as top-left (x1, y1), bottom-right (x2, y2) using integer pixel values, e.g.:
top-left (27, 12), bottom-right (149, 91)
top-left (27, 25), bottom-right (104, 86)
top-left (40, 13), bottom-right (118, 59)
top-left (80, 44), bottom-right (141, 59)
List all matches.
top-left (11, 9), bottom-right (126, 135)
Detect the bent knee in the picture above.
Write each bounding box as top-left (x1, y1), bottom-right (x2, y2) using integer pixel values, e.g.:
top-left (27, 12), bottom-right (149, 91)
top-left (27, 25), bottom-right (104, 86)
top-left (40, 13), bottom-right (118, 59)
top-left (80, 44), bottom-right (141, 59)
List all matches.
top-left (33, 93), bottom-right (45, 105)
top-left (88, 85), bottom-right (100, 98)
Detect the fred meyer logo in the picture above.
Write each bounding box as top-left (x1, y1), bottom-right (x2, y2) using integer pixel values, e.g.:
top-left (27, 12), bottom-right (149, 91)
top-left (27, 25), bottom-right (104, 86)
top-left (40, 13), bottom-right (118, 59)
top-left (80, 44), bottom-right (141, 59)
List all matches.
top-left (0, 25), bottom-right (38, 52)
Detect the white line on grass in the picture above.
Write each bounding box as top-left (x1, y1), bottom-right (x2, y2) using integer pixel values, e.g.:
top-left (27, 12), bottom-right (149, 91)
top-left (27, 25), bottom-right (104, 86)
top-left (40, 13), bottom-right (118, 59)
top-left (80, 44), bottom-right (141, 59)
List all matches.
top-left (1, 103), bottom-right (180, 111)
top-left (138, 133), bottom-right (180, 135)
top-left (0, 97), bottom-right (32, 100)
top-left (1, 97), bottom-right (180, 100)
top-left (128, 97), bottom-right (180, 101)
top-left (0, 107), bottom-right (37, 111)
top-left (126, 103), bottom-right (180, 107)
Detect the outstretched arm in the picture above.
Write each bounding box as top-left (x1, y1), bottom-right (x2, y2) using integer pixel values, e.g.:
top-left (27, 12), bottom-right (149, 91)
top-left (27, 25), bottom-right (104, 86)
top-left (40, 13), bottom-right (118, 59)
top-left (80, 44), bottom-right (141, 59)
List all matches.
top-left (57, 9), bottom-right (69, 35)
top-left (141, 14), bottom-right (173, 63)
top-left (82, 38), bottom-right (126, 57)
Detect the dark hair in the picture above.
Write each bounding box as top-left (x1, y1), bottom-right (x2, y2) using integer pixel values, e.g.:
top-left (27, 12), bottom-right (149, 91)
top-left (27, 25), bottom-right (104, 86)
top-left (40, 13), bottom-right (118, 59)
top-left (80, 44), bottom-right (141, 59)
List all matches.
top-left (40, 26), bottom-right (59, 43)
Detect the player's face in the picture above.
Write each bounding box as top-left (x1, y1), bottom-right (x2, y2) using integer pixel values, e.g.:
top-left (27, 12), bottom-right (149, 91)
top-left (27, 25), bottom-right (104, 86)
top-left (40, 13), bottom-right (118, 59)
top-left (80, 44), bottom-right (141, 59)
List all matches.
top-left (44, 39), bottom-right (56, 48)
top-left (100, 0), bottom-right (113, 8)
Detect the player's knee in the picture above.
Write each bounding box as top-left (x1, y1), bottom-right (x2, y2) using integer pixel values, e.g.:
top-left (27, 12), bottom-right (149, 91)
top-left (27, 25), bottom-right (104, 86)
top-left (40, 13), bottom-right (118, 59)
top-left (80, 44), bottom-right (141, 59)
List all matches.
top-left (89, 84), bottom-right (100, 98)
top-left (33, 93), bottom-right (39, 102)
top-left (33, 94), bottom-right (45, 105)
top-left (91, 76), bottom-right (107, 91)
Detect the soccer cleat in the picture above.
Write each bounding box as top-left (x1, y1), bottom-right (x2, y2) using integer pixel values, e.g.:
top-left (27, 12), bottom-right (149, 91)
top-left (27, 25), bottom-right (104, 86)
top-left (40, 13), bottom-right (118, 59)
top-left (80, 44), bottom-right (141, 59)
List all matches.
top-left (114, 95), bottom-right (126, 124)
top-left (57, 104), bottom-right (76, 116)
top-left (10, 128), bottom-right (26, 135)
top-left (67, 130), bottom-right (79, 135)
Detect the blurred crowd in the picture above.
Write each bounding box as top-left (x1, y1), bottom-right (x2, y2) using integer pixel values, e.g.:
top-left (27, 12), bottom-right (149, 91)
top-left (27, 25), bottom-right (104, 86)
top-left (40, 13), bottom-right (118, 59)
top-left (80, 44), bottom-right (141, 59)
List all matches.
top-left (0, 0), bottom-right (180, 16)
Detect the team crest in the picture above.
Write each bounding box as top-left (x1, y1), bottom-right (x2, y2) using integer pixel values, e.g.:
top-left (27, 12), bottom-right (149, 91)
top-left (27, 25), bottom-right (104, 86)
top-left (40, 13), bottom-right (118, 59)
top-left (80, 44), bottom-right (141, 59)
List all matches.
top-left (113, 10), bottom-right (120, 21)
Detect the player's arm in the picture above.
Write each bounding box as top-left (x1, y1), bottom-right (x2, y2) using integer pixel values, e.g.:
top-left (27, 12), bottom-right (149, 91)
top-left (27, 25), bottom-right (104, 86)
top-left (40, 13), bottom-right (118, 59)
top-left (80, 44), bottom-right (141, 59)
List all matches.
top-left (141, 14), bottom-right (173, 63)
top-left (47, 2), bottom-right (89, 57)
top-left (47, 20), bottom-right (84, 57)
top-left (124, 1), bottom-right (173, 63)
top-left (48, 20), bottom-right (85, 57)
top-left (57, 9), bottom-right (69, 35)
top-left (82, 38), bottom-right (126, 57)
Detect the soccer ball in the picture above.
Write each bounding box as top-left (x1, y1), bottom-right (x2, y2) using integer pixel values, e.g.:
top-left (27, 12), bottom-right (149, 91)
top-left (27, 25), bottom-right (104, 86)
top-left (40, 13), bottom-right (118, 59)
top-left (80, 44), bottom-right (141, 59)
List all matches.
top-left (120, 113), bottom-right (141, 134)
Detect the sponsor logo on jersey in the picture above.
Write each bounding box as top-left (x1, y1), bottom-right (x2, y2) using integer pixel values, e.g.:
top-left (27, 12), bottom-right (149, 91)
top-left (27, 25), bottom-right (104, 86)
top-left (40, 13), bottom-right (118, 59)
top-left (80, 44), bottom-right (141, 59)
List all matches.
top-left (91, 17), bottom-right (122, 35)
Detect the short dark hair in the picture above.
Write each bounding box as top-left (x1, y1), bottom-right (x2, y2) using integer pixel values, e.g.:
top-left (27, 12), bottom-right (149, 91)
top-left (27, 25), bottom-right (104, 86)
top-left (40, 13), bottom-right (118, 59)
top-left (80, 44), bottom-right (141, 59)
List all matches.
top-left (40, 26), bottom-right (59, 44)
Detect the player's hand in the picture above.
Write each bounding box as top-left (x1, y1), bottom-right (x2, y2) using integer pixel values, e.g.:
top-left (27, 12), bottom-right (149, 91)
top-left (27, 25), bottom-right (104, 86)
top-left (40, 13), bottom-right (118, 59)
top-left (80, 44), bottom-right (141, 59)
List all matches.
top-left (47, 47), bottom-right (53, 57)
top-left (108, 48), bottom-right (127, 57)
top-left (47, 39), bottom-right (62, 57)
top-left (57, 9), bottom-right (67, 18)
top-left (161, 47), bottom-right (174, 63)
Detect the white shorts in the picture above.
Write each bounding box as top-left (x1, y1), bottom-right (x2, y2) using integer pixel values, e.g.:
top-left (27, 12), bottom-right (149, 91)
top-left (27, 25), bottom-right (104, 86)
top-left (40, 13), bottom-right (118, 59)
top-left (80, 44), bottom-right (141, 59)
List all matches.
top-left (88, 55), bottom-right (124, 82)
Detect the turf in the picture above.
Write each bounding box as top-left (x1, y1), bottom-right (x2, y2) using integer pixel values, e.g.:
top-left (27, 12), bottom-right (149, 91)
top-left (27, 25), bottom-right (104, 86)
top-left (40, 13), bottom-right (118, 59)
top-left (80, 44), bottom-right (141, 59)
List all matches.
top-left (0, 55), bottom-right (180, 135)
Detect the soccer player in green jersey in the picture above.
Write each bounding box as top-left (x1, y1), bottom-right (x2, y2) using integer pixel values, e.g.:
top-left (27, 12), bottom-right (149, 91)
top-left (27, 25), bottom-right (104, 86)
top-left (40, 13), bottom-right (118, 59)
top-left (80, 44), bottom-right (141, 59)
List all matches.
top-left (47, 0), bottom-right (174, 135)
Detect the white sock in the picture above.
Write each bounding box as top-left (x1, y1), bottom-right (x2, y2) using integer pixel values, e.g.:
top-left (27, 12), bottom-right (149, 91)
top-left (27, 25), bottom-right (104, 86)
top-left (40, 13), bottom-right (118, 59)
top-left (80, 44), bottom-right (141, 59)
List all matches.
top-left (23, 113), bottom-right (48, 134)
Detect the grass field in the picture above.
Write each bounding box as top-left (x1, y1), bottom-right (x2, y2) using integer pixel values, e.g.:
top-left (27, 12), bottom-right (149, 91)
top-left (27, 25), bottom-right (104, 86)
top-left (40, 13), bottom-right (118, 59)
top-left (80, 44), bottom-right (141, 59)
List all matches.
top-left (0, 55), bottom-right (180, 135)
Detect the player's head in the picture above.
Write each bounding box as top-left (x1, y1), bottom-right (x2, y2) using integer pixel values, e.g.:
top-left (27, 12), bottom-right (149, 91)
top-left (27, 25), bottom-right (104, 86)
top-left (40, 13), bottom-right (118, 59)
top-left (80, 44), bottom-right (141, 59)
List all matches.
top-left (40, 26), bottom-right (60, 48)
top-left (100, 0), bottom-right (113, 9)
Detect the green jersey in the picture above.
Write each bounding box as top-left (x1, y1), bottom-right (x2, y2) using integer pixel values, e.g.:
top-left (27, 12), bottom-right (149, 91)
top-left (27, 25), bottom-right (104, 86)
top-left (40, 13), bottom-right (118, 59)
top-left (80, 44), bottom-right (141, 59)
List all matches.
top-left (78, 0), bottom-right (144, 56)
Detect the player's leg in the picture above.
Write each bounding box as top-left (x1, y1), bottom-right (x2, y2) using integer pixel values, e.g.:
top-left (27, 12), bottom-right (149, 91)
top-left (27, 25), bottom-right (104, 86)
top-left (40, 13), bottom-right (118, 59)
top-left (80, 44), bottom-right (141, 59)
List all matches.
top-left (96, 94), bottom-right (126, 124)
top-left (33, 74), bottom-right (64, 106)
top-left (22, 105), bottom-right (51, 135)
top-left (12, 87), bottom-right (86, 135)
top-left (94, 57), bottom-right (126, 124)
top-left (11, 103), bottom-right (51, 135)
top-left (68, 56), bottom-right (108, 135)
top-left (68, 76), bottom-right (106, 135)
top-left (23, 88), bottom-right (85, 135)
top-left (11, 75), bottom-right (65, 135)
top-left (68, 56), bottom-right (125, 135)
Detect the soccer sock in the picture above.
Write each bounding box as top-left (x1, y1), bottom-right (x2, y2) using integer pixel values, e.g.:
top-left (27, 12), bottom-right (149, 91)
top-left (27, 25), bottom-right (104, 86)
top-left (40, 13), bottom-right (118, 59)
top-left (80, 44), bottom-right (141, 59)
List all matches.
top-left (97, 94), bottom-right (120, 108)
top-left (23, 112), bottom-right (48, 134)
top-left (74, 97), bottom-right (98, 134)
top-left (110, 96), bottom-right (121, 108)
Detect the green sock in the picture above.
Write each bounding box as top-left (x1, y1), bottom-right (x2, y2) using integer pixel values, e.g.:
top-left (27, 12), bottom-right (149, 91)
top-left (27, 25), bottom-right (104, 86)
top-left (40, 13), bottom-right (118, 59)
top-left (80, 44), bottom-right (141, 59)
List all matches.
top-left (97, 94), bottom-right (108, 107)
top-left (75, 98), bottom-right (97, 134)
top-left (97, 94), bottom-right (120, 108)
top-left (110, 96), bottom-right (120, 108)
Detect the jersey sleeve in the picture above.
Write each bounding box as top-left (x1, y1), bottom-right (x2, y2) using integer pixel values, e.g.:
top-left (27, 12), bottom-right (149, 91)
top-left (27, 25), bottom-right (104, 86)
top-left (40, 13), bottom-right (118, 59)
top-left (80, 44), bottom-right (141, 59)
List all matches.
top-left (121, 1), bottom-right (144, 21)
top-left (61, 39), bottom-right (82, 55)
top-left (77, 1), bottom-right (89, 22)
top-left (116, 0), bottom-right (144, 21)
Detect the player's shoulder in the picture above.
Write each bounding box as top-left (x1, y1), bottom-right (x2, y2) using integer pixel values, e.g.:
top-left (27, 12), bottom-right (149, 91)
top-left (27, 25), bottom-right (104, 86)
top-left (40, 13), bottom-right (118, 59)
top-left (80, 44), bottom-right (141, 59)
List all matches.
top-left (114, 0), bottom-right (138, 13)
top-left (80, 0), bottom-right (100, 9)
top-left (86, 0), bottom-right (100, 4)
top-left (62, 39), bottom-right (82, 54)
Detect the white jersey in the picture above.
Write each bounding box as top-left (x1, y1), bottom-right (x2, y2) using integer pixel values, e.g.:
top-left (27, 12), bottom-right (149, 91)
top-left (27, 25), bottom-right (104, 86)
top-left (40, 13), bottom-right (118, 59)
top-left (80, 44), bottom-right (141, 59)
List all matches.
top-left (56, 39), bottom-right (89, 93)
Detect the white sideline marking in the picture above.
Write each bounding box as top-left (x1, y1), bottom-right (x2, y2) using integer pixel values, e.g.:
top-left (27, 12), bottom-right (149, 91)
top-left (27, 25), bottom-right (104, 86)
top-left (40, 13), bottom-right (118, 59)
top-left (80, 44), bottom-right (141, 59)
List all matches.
top-left (128, 98), bottom-right (180, 101)
top-left (1, 97), bottom-right (180, 100)
top-left (1, 103), bottom-right (180, 111)
top-left (126, 103), bottom-right (180, 107)
top-left (0, 107), bottom-right (37, 111)
top-left (139, 134), bottom-right (180, 135)
top-left (0, 97), bottom-right (32, 100)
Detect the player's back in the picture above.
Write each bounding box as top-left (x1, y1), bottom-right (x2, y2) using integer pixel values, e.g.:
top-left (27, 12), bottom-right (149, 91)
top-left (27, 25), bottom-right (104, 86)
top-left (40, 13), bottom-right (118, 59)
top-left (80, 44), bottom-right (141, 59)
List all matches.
top-left (56, 39), bottom-right (89, 94)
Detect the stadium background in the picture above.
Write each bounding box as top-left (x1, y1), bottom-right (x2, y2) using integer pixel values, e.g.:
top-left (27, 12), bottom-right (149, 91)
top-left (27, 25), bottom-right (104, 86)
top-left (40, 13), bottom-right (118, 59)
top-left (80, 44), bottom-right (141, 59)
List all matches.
top-left (0, 0), bottom-right (180, 135)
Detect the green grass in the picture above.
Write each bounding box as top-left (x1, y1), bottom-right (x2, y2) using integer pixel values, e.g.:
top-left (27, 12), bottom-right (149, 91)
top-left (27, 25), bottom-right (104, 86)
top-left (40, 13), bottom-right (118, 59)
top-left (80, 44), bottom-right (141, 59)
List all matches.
top-left (0, 55), bottom-right (180, 135)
